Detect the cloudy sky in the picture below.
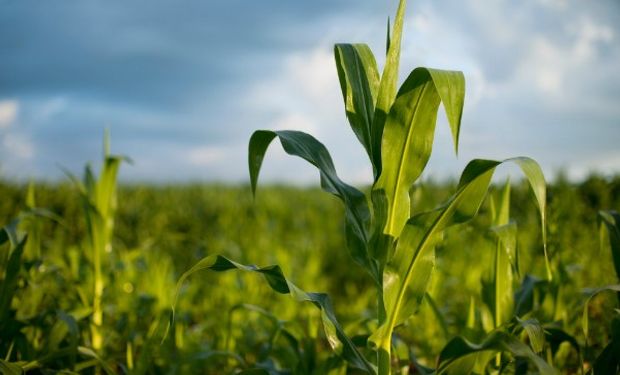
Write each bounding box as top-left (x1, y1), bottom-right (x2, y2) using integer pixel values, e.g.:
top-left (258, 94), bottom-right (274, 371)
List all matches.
top-left (1, 0), bottom-right (619, 184)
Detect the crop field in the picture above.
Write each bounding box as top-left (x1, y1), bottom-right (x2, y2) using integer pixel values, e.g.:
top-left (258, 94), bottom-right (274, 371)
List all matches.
top-left (1, 174), bottom-right (619, 374)
top-left (2, 0), bottom-right (620, 374)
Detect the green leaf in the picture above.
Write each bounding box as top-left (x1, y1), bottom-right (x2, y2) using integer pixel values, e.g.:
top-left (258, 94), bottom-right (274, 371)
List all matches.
top-left (462, 157), bottom-right (549, 278)
top-left (0, 359), bottom-right (22, 375)
top-left (133, 314), bottom-right (169, 375)
top-left (0, 237), bottom-right (26, 325)
top-left (437, 331), bottom-right (557, 374)
top-left (514, 274), bottom-right (544, 316)
top-left (370, 158), bottom-right (547, 352)
top-left (582, 284), bottom-right (620, 341)
top-left (373, 67), bottom-right (465, 237)
top-left (0, 219), bottom-right (20, 249)
top-left (334, 43), bottom-right (380, 173)
top-left (171, 255), bottom-right (376, 374)
top-left (512, 157), bottom-right (550, 280)
top-left (544, 327), bottom-right (580, 357)
top-left (489, 222), bottom-right (517, 328)
top-left (515, 318), bottom-right (545, 354)
top-left (424, 293), bottom-right (450, 338)
top-left (385, 17), bottom-right (391, 56)
top-left (491, 179), bottom-right (511, 226)
top-left (248, 130), bottom-right (375, 279)
top-left (46, 311), bottom-right (79, 367)
top-left (76, 347), bottom-right (116, 375)
top-left (599, 210), bottom-right (620, 282)
top-left (593, 316), bottom-right (620, 375)
top-left (370, 159), bottom-right (492, 350)
top-left (466, 296), bottom-right (476, 330)
top-left (372, 0), bottom-right (407, 177)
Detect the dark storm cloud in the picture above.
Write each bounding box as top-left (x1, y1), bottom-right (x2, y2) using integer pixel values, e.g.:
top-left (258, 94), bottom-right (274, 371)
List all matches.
top-left (0, 0), bottom-right (619, 182)
top-left (0, 0), bottom-right (387, 107)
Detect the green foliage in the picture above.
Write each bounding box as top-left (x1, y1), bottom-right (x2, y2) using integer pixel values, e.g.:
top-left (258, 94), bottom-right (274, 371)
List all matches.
top-left (247, 1), bottom-right (552, 373)
top-left (173, 254), bottom-right (374, 373)
top-left (65, 132), bottom-right (126, 354)
top-left (0, 0), bottom-right (619, 373)
top-left (0, 174), bottom-right (618, 373)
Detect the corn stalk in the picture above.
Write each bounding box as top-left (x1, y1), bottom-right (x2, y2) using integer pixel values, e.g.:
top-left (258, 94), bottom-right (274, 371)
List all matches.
top-left (169, 0), bottom-right (559, 373)
top-left (68, 132), bottom-right (125, 355)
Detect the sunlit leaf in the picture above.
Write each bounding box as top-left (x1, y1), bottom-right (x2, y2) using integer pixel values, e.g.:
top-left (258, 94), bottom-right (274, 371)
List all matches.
top-left (374, 68), bottom-right (465, 237)
top-left (370, 158), bottom-right (547, 353)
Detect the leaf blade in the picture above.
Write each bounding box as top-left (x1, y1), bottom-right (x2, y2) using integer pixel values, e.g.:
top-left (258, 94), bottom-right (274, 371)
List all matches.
top-left (334, 43), bottom-right (380, 172)
top-left (374, 68), bottom-right (465, 237)
top-left (248, 130), bottom-right (375, 279)
top-left (172, 255), bottom-right (376, 374)
top-left (372, 0), bottom-right (407, 176)
top-left (437, 331), bottom-right (557, 375)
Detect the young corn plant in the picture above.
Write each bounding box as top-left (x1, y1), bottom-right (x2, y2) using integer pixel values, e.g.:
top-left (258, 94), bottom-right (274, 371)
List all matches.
top-left (177, 0), bottom-right (552, 373)
top-left (0, 190), bottom-right (93, 374)
top-left (67, 132), bottom-right (125, 355)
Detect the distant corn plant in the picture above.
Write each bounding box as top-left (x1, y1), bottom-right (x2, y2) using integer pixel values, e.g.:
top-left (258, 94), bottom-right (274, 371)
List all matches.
top-left (66, 131), bottom-right (126, 358)
top-left (176, 0), bottom-right (553, 373)
top-left (0, 186), bottom-right (113, 374)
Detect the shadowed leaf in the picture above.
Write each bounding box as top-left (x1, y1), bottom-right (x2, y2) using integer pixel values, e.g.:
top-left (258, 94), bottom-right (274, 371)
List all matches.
top-left (172, 254), bottom-right (376, 374)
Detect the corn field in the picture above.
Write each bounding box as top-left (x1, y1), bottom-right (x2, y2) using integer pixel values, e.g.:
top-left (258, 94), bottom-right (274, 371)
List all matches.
top-left (1, 0), bottom-right (620, 373)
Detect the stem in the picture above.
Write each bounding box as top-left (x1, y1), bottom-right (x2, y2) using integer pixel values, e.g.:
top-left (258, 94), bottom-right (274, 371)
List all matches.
top-left (378, 344), bottom-right (391, 375)
top-left (91, 236), bottom-right (103, 352)
top-left (494, 241), bottom-right (501, 367)
top-left (377, 289), bottom-right (391, 375)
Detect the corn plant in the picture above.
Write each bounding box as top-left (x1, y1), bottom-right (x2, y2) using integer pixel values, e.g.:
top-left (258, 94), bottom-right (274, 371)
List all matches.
top-left (249, 0), bottom-right (551, 372)
top-left (0, 190), bottom-right (104, 374)
top-left (174, 0), bottom-right (554, 373)
top-left (67, 131), bottom-right (125, 354)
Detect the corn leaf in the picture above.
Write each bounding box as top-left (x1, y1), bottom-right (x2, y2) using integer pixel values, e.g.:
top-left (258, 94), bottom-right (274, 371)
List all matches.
top-left (582, 284), bottom-right (620, 341)
top-left (513, 158), bottom-right (550, 280)
top-left (488, 223), bottom-right (517, 328)
top-left (248, 130), bottom-right (375, 279)
top-left (0, 237), bottom-right (26, 326)
top-left (46, 311), bottom-right (79, 368)
top-left (0, 359), bottom-right (22, 375)
top-left (485, 180), bottom-right (516, 330)
top-left (372, 0), bottom-right (407, 177)
top-left (515, 317), bottom-right (545, 354)
top-left (437, 331), bottom-right (557, 374)
top-left (385, 18), bottom-right (391, 55)
top-left (0, 219), bottom-right (20, 249)
top-left (172, 254), bottom-right (376, 374)
top-left (593, 315), bottom-right (620, 375)
top-left (370, 159), bottom-right (493, 350)
top-left (514, 274), bottom-right (545, 316)
top-left (374, 67), bottom-right (465, 237)
top-left (76, 347), bottom-right (116, 375)
top-left (334, 43), bottom-right (380, 173)
top-left (370, 157), bottom-right (547, 351)
top-left (598, 210), bottom-right (620, 282)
